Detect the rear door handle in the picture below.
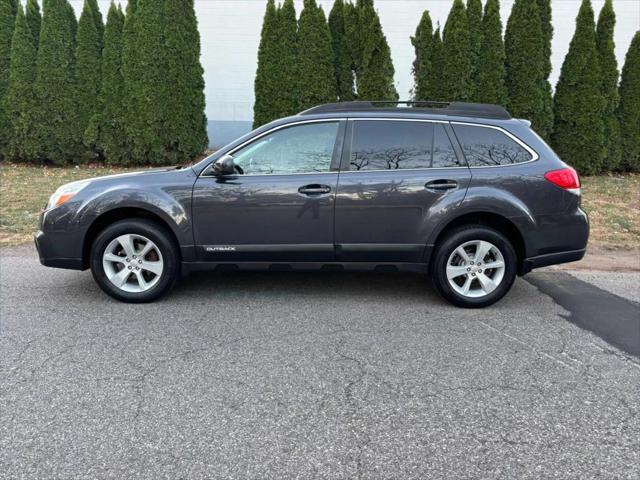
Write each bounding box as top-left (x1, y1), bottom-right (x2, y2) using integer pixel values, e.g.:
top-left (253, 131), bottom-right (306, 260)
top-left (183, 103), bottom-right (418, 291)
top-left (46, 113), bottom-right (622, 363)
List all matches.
top-left (425, 179), bottom-right (458, 191)
top-left (298, 184), bottom-right (332, 195)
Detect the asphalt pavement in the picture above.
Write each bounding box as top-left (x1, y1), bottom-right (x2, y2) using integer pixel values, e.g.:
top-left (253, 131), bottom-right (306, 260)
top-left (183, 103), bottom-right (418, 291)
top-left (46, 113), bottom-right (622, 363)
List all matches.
top-left (1, 245), bottom-right (639, 479)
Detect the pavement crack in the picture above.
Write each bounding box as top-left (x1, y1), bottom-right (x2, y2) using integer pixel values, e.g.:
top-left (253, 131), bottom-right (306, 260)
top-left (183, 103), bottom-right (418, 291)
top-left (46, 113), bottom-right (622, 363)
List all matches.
top-left (7, 338), bottom-right (38, 377)
top-left (558, 338), bottom-right (586, 366)
top-left (477, 320), bottom-right (579, 371)
top-left (334, 337), bottom-right (370, 480)
top-left (588, 341), bottom-right (640, 370)
top-left (131, 347), bottom-right (208, 422)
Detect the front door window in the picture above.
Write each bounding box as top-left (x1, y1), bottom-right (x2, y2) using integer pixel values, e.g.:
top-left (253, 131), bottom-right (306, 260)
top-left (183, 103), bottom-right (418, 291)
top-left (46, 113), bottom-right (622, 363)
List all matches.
top-left (233, 122), bottom-right (339, 175)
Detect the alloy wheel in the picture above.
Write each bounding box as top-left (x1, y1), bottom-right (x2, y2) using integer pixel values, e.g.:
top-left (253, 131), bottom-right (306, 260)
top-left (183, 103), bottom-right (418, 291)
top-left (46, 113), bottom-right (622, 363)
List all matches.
top-left (102, 234), bottom-right (164, 293)
top-left (446, 240), bottom-right (506, 298)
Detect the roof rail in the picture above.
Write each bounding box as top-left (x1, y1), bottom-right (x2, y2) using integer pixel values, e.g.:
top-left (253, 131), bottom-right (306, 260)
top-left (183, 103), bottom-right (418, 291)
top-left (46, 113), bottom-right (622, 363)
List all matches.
top-left (298, 100), bottom-right (512, 120)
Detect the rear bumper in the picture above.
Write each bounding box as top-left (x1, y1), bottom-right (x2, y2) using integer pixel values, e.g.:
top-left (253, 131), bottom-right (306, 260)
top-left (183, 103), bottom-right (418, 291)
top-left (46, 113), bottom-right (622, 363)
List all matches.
top-left (518, 207), bottom-right (589, 275)
top-left (34, 230), bottom-right (84, 270)
top-left (520, 248), bottom-right (586, 275)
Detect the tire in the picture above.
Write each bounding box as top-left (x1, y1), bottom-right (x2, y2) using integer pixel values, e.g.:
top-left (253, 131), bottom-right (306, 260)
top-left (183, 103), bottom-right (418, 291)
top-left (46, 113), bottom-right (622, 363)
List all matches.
top-left (90, 219), bottom-right (179, 303)
top-left (430, 225), bottom-right (517, 308)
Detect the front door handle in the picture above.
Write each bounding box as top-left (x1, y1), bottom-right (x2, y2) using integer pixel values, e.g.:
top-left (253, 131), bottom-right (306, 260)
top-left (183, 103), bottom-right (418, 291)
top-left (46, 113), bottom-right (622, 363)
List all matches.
top-left (298, 184), bottom-right (332, 195)
top-left (425, 179), bottom-right (458, 191)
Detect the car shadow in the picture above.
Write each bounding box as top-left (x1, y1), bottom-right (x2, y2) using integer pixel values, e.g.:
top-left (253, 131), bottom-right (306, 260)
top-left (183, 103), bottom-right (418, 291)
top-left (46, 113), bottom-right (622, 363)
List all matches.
top-left (33, 263), bottom-right (525, 310)
top-left (170, 270), bottom-right (443, 304)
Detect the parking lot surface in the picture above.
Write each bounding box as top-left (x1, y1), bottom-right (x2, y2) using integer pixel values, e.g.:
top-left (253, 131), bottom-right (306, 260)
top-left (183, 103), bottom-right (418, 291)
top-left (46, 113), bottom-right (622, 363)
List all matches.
top-left (1, 245), bottom-right (639, 479)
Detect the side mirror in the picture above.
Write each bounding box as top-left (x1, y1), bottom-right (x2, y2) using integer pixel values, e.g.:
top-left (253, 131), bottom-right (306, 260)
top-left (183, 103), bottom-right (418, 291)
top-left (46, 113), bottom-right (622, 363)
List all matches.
top-left (212, 154), bottom-right (236, 176)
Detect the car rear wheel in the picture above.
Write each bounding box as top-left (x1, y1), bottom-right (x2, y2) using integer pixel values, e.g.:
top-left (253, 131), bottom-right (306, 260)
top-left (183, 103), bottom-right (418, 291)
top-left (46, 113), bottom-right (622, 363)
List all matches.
top-left (90, 219), bottom-right (179, 302)
top-left (431, 226), bottom-right (517, 308)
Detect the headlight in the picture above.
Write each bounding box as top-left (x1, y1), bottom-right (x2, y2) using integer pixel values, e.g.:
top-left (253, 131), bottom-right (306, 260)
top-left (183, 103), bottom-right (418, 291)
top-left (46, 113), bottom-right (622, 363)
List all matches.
top-left (46, 180), bottom-right (91, 210)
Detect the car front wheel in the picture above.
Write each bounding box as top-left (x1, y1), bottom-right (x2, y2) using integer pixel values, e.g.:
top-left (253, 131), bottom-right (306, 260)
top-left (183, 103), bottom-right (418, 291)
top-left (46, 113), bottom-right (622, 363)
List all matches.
top-left (431, 225), bottom-right (517, 308)
top-left (90, 219), bottom-right (179, 303)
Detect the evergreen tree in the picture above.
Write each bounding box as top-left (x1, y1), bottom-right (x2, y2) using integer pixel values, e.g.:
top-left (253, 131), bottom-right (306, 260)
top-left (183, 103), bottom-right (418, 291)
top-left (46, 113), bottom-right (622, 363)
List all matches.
top-left (117, 0), bottom-right (136, 159)
top-left (505, 0), bottom-right (549, 138)
top-left (0, 0), bottom-right (17, 101)
top-left (0, 0), bottom-right (17, 26)
top-left (65, 1), bottom-right (76, 41)
top-left (343, 0), bottom-right (361, 83)
top-left (25, 0), bottom-right (41, 48)
top-left (76, 0), bottom-right (103, 162)
top-left (552, 0), bottom-right (605, 176)
top-left (121, 0), bottom-right (136, 67)
top-left (120, 0), bottom-right (136, 76)
top-left (357, 0), bottom-right (397, 100)
top-left (0, 0), bottom-right (18, 158)
top-left (33, 0), bottom-right (81, 165)
top-left (328, 0), bottom-right (354, 101)
top-left (475, 0), bottom-right (508, 106)
top-left (617, 31), bottom-right (640, 172)
top-left (122, 0), bottom-right (167, 164)
top-left (411, 10), bottom-right (432, 101)
top-left (466, 0), bottom-right (482, 101)
top-left (442, 0), bottom-right (471, 101)
top-left (4, 3), bottom-right (38, 161)
top-left (95, 2), bottom-right (127, 164)
top-left (537, 77), bottom-right (554, 140)
top-left (253, 0), bottom-right (278, 128)
top-left (297, 0), bottom-right (335, 110)
top-left (596, 0), bottom-right (621, 171)
top-left (253, 0), bottom-right (277, 127)
top-left (536, 0), bottom-right (554, 140)
top-left (537, 0), bottom-right (552, 79)
top-left (273, 0), bottom-right (298, 117)
top-left (163, 0), bottom-right (207, 162)
top-left (426, 26), bottom-right (445, 100)
top-left (86, 0), bottom-right (104, 46)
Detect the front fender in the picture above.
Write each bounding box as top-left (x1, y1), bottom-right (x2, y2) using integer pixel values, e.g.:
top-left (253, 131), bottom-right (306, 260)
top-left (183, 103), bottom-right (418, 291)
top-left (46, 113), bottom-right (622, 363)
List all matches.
top-left (75, 185), bottom-right (193, 247)
top-left (37, 168), bottom-right (197, 264)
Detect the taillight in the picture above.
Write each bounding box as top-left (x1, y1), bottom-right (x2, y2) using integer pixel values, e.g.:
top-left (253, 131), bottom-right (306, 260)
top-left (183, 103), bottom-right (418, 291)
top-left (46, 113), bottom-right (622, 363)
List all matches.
top-left (544, 168), bottom-right (581, 195)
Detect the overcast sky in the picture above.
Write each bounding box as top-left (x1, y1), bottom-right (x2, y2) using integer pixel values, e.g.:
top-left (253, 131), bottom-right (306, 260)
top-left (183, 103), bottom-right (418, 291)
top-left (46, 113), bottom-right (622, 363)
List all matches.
top-left (72, 1), bottom-right (640, 123)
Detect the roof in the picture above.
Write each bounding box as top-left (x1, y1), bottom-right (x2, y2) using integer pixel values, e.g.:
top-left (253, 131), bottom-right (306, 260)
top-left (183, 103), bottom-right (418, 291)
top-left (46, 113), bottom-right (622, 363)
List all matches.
top-left (298, 101), bottom-right (512, 121)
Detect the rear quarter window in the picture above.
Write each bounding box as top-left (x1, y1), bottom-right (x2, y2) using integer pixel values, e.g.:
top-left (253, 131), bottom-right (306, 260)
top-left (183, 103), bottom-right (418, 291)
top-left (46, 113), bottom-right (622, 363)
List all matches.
top-left (452, 124), bottom-right (533, 167)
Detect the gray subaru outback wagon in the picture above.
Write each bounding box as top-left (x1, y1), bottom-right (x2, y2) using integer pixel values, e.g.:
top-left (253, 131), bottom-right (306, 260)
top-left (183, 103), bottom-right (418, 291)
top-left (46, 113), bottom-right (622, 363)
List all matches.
top-left (35, 101), bottom-right (588, 308)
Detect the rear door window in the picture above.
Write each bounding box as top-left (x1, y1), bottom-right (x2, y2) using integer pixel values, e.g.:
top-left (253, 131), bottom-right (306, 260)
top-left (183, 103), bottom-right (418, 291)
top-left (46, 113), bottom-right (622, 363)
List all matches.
top-left (452, 124), bottom-right (533, 166)
top-left (348, 120), bottom-right (460, 171)
top-left (432, 124), bottom-right (460, 168)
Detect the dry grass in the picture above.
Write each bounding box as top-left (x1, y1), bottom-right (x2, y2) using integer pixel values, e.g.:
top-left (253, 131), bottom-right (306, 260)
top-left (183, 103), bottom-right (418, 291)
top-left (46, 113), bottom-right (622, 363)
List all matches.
top-left (580, 173), bottom-right (640, 250)
top-left (0, 163), bottom-right (136, 246)
top-left (1, 163), bottom-right (638, 250)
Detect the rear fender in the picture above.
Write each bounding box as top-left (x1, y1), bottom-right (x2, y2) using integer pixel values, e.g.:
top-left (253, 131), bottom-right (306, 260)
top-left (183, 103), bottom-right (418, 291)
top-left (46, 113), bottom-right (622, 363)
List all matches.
top-left (426, 188), bottom-right (535, 254)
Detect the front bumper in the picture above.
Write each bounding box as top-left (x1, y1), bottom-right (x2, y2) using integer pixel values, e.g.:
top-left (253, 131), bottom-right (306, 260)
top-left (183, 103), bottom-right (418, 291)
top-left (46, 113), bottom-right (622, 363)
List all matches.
top-left (34, 230), bottom-right (84, 270)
